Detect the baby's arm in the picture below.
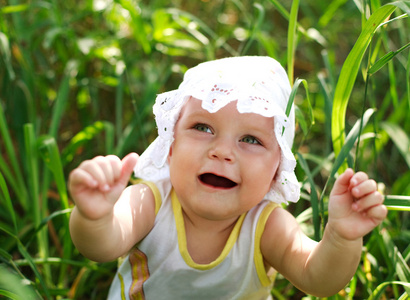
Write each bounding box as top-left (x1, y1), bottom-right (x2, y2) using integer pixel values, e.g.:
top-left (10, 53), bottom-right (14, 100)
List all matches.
top-left (261, 169), bottom-right (387, 297)
top-left (68, 153), bottom-right (156, 262)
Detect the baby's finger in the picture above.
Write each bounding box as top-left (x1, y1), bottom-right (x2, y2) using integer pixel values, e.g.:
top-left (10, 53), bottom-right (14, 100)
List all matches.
top-left (106, 155), bottom-right (122, 182)
top-left (92, 156), bottom-right (116, 187)
top-left (351, 179), bottom-right (378, 199)
top-left (68, 168), bottom-right (98, 192)
top-left (349, 171), bottom-right (369, 190)
top-left (331, 168), bottom-right (354, 196)
top-left (118, 153), bottom-right (139, 186)
top-left (362, 203), bottom-right (388, 223)
top-left (78, 159), bottom-right (110, 191)
top-left (352, 190), bottom-right (383, 212)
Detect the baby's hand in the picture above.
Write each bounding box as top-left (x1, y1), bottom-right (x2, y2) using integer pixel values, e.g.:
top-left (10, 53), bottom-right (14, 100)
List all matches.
top-left (327, 168), bottom-right (387, 241)
top-left (68, 153), bottom-right (138, 221)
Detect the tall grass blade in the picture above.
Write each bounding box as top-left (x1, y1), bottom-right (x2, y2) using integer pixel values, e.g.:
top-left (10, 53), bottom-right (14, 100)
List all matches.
top-left (318, 0), bottom-right (349, 27)
top-left (37, 135), bottom-right (72, 285)
top-left (0, 32), bottom-right (15, 80)
top-left (268, 0), bottom-right (322, 43)
top-left (407, 47), bottom-right (410, 112)
top-left (117, 0), bottom-right (151, 54)
top-left (369, 281), bottom-right (410, 300)
top-left (0, 156), bottom-right (19, 200)
top-left (23, 124), bottom-right (44, 251)
top-left (35, 209), bottom-right (72, 237)
top-left (0, 4), bottom-right (29, 14)
top-left (23, 125), bottom-right (53, 286)
top-left (241, 3), bottom-right (265, 55)
top-left (368, 41), bottom-right (410, 75)
top-left (0, 103), bottom-right (28, 209)
top-left (287, 78), bottom-right (314, 136)
top-left (38, 136), bottom-right (69, 212)
top-left (165, 8), bottom-right (238, 57)
top-left (61, 121), bottom-right (108, 165)
top-left (384, 195), bottom-right (410, 211)
top-left (105, 121), bottom-right (115, 155)
top-left (296, 153), bottom-right (321, 241)
top-left (115, 72), bottom-right (124, 150)
top-left (378, 228), bottom-right (410, 296)
top-left (0, 227), bottom-right (51, 299)
top-left (323, 109), bottom-right (375, 196)
top-left (393, 1), bottom-right (410, 15)
top-left (331, 3), bottom-right (398, 172)
top-left (267, 0), bottom-right (290, 19)
top-left (380, 122), bottom-right (410, 168)
top-left (49, 61), bottom-right (77, 137)
top-left (0, 172), bottom-right (17, 233)
top-left (16, 240), bottom-right (51, 300)
top-left (287, 0), bottom-right (299, 84)
top-left (0, 266), bottom-right (39, 300)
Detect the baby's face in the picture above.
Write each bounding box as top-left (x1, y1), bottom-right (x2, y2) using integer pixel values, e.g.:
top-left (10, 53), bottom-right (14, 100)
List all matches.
top-left (168, 97), bottom-right (281, 221)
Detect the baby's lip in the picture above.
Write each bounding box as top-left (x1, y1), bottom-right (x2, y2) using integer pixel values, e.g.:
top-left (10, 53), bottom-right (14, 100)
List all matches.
top-left (198, 173), bottom-right (238, 189)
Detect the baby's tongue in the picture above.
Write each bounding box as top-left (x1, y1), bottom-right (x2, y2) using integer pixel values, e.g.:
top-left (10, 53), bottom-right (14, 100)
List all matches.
top-left (200, 173), bottom-right (237, 188)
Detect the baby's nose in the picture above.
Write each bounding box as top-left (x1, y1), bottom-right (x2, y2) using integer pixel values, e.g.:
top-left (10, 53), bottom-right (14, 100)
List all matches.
top-left (209, 138), bottom-right (235, 162)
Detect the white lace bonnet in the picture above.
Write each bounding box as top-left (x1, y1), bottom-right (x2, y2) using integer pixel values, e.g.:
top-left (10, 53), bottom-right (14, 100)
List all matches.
top-left (134, 56), bottom-right (300, 204)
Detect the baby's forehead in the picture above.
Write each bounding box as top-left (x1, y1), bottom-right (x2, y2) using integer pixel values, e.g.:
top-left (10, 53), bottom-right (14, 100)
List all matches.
top-left (180, 97), bottom-right (276, 127)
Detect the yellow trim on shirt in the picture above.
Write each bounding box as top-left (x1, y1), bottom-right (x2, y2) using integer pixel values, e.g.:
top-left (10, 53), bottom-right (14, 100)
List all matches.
top-left (171, 189), bottom-right (246, 270)
top-left (117, 272), bottom-right (126, 300)
top-left (254, 202), bottom-right (279, 287)
top-left (132, 179), bottom-right (162, 215)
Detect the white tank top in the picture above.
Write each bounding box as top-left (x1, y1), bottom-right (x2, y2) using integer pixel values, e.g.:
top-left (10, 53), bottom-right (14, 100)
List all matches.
top-left (107, 179), bottom-right (278, 300)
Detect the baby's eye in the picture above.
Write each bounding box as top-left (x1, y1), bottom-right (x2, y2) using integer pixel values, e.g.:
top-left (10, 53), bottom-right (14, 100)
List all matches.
top-left (194, 124), bottom-right (212, 133)
top-left (241, 136), bottom-right (261, 145)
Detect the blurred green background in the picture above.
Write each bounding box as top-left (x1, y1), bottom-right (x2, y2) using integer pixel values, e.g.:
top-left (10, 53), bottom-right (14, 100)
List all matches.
top-left (1, 0), bottom-right (409, 299)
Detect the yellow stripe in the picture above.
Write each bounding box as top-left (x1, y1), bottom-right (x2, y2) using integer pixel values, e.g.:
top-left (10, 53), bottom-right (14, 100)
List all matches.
top-left (254, 202), bottom-right (279, 287)
top-left (132, 179), bottom-right (162, 215)
top-left (129, 249), bottom-right (149, 300)
top-left (171, 189), bottom-right (246, 270)
top-left (118, 273), bottom-right (126, 300)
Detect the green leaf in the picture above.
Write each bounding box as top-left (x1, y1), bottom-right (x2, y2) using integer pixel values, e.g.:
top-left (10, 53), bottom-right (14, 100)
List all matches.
top-left (331, 3), bottom-right (399, 173)
top-left (0, 4), bottom-right (29, 14)
top-left (369, 41), bottom-right (410, 75)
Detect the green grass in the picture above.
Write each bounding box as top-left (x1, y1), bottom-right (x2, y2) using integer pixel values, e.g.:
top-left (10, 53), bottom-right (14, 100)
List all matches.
top-left (1, 0), bottom-right (409, 299)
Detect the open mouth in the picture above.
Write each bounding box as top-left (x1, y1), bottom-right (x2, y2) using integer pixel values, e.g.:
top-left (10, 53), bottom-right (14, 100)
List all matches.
top-left (199, 173), bottom-right (238, 189)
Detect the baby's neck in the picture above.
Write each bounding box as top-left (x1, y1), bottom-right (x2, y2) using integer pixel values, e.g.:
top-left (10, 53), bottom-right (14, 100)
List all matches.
top-left (182, 209), bottom-right (240, 264)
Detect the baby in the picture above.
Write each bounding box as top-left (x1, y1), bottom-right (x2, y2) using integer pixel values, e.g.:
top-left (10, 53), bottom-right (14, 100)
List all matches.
top-left (68, 56), bottom-right (387, 299)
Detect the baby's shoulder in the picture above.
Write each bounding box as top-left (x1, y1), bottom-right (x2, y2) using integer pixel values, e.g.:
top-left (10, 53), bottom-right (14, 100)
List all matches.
top-left (261, 206), bottom-right (301, 244)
